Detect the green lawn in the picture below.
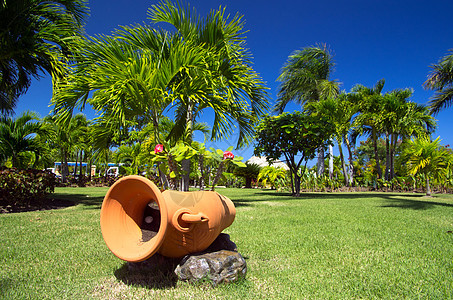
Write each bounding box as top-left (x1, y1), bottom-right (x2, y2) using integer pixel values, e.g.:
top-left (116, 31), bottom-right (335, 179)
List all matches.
top-left (1, 187), bottom-right (452, 299)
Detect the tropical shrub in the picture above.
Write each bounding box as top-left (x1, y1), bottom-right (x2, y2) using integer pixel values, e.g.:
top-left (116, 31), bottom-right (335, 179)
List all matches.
top-left (0, 168), bottom-right (56, 207)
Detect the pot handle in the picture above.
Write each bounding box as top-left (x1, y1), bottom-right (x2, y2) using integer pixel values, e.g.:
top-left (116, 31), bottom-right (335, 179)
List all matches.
top-left (180, 212), bottom-right (209, 223)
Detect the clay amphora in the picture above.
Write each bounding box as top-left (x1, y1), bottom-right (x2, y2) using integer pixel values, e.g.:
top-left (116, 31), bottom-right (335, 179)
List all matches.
top-left (100, 175), bottom-right (236, 262)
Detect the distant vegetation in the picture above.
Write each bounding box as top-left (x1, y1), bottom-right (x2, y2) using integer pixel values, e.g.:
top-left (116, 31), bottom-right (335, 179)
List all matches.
top-left (0, 0), bottom-right (452, 200)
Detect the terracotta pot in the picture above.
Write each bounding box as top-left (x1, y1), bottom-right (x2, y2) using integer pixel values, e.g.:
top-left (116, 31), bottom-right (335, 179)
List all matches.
top-left (100, 175), bottom-right (236, 262)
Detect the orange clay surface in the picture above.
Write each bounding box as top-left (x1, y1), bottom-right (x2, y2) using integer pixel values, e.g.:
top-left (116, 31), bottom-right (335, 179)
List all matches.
top-left (100, 175), bottom-right (236, 262)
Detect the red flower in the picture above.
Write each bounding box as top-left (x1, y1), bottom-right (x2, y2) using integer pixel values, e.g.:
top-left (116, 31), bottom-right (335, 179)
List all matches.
top-left (223, 151), bottom-right (234, 160)
top-left (154, 144), bottom-right (164, 154)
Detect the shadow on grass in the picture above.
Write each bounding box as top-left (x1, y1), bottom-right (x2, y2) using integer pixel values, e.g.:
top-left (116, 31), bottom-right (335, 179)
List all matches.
top-left (114, 258), bottom-right (179, 289)
top-left (380, 198), bottom-right (453, 210)
top-left (50, 193), bottom-right (104, 210)
top-left (231, 190), bottom-right (453, 211)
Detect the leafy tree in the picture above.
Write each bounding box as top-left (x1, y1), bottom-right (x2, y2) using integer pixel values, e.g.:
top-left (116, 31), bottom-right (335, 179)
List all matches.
top-left (0, 0), bottom-right (89, 115)
top-left (0, 111), bottom-right (46, 168)
top-left (254, 112), bottom-right (334, 197)
top-left (275, 44), bottom-right (340, 176)
top-left (424, 49), bottom-right (453, 114)
top-left (403, 136), bottom-right (452, 196)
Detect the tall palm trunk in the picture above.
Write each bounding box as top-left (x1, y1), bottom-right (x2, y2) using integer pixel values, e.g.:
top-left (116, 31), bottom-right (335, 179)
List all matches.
top-left (384, 132), bottom-right (390, 180)
top-left (181, 98), bottom-right (195, 191)
top-left (328, 143), bottom-right (334, 179)
top-left (62, 150), bottom-right (69, 183)
top-left (337, 142), bottom-right (349, 186)
top-left (372, 128), bottom-right (383, 179)
top-left (317, 147), bottom-right (325, 176)
top-left (390, 135), bottom-right (397, 180)
top-left (426, 176), bottom-right (431, 196)
top-left (345, 137), bottom-right (354, 186)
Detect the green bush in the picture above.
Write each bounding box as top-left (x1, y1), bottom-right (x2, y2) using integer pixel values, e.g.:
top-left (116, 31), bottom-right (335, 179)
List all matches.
top-left (0, 168), bottom-right (56, 207)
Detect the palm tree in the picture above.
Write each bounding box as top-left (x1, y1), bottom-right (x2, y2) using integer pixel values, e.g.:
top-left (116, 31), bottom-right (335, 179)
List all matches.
top-left (43, 113), bottom-right (88, 182)
top-left (148, 1), bottom-right (269, 147)
top-left (148, 1), bottom-right (270, 190)
top-left (0, 111), bottom-right (46, 168)
top-left (275, 44), bottom-right (340, 176)
top-left (381, 90), bottom-right (436, 180)
top-left (307, 93), bottom-right (358, 186)
top-left (424, 49), bottom-right (453, 115)
top-left (0, 0), bottom-right (89, 115)
top-left (52, 1), bottom-right (269, 191)
top-left (351, 79), bottom-right (386, 179)
top-left (404, 136), bottom-right (450, 196)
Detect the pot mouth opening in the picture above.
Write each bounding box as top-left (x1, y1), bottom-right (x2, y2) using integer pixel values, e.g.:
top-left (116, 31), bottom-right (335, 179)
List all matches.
top-left (140, 201), bottom-right (161, 243)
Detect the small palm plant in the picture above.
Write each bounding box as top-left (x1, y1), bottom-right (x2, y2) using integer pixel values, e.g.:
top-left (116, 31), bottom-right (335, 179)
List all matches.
top-left (403, 136), bottom-right (452, 196)
top-left (233, 162), bottom-right (261, 188)
top-left (257, 166), bottom-right (288, 191)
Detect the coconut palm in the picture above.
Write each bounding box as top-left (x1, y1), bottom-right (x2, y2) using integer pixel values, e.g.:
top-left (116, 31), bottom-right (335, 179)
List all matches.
top-left (424, 49), bottom-right (453, 115)
top-left (275, 44), bottom-right (340, 175)
top-left (0, 0), bottom-right (88, 115)
top-left (404, 136), bottom-right (451, 196)
top-left (0, 111), bottom-right (46, 168)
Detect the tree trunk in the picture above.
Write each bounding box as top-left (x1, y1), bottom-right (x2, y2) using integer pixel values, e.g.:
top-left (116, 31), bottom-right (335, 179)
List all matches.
top-left (384, 133), bottom-right (390, 181)
top-left (345, 136), bottom-right (354, 187)
top-left (245, 177), bottom-right (252, 188)
top-left (426, 175), bottom-right (431, 196)
top-left (198, 154), bottom-right (205, 190)
top-left (181, 99), bottom-right (195, 191)
top-left (390, 134), bottom-right (396, 180)
top-left (294, 174), bottom-right (301, 197)
top-left (317, 147), bottom-right (325, 176)
top-left (181, 159), bottom-right (191, 191)
top-left (210, 161), bottom-right (225, 191)
top-left (372, 129), bottom-right (382, 179)
top-left (62, 150), bottom-right (69, 183)
top-left (289, 170), bottom-right (295, 195)
top-left (329, 143), bottom-right (334, 180)
top-left (338, 143), bottom-right (349, 186)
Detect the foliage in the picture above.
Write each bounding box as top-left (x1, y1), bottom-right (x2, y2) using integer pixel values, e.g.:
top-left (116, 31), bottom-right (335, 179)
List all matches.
top-left (0, 0), bottom-right (89, 115)
top-left (424, 49), bottom-right (453, 114)
top-left (257, 166), bottom-right (288, 191)
top-left (52, 1), bottom-right (269, 149)
top-left (403, 136), bottom-right (452, 196)
top-left (0, 168), bottom-right (56, 207)
top-left (233, 162), bottom-right (261, 188)
top-left (0, 111), bottom-right (47, 168)
top-left (254, 112), bottom-right (334, 196)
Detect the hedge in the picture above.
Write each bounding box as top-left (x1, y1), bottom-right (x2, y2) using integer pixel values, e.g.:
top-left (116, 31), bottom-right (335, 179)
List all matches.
top-left (0, 168), bottom-right (57, 207)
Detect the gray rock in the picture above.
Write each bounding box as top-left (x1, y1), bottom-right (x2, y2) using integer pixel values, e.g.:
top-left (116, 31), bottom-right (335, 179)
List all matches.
top-left (175, 250), bottom-right (247, 286)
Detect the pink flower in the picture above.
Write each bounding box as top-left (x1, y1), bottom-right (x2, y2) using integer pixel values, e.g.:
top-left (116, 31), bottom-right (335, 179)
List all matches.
top-left (154, 144), bottom-right (164, 154)
top-left (223, 151), bottom-right (234, 160)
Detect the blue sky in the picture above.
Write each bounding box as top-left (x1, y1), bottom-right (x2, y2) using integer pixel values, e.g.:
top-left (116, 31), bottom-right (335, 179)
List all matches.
top-left (16, 0), bottom-right (453, 160)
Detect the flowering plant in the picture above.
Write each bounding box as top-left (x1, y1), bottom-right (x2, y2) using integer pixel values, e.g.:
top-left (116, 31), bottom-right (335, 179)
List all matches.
top-left (223, 151), bottom-right (234, 160)
top-left (154, 144), bottom-right (164, 154)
